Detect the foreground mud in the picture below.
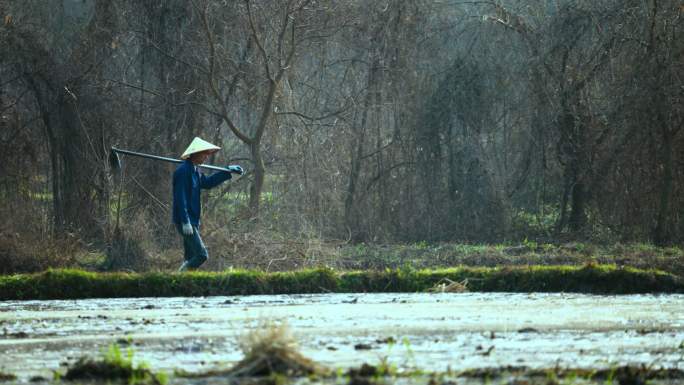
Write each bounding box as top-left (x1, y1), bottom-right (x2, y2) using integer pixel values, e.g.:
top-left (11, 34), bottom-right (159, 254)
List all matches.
top-left (0, 293), bottom-right (683, 383)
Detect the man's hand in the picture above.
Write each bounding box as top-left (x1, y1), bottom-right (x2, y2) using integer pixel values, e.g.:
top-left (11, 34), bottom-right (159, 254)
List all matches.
top-left (227, 165), bottom-right (244, 175)
top-left (181, 222), bottom-right (193, 236)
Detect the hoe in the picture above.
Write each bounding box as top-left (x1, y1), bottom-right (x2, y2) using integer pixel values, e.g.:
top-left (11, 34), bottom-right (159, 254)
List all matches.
top-left (109, 147), bottom-right (239, 173)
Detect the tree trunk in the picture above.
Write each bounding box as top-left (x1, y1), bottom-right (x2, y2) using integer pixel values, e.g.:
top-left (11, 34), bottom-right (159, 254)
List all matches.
top-left (653, 129), bottom-right (673, 245)
top-left (344, 108), bottom-right (368, 240)
top-left (568, 179), bottom-right (588, 232)
top-left (249, 140), bottom-right (265, 218)
top-left (558, 107), bottom-right (589, 234)
top-left (344, 56), bottom-right (378, 241)
top-left (37, 83), bottom-right (98, 235)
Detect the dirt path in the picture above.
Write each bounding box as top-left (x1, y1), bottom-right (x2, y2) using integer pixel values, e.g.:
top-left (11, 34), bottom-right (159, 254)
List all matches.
top-left (1, 293), bottom-right (683, 380)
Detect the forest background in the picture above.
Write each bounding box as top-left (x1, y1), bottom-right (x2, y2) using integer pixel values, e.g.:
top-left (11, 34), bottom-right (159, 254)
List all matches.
top-left (0, 0), bottom-right (682, 273)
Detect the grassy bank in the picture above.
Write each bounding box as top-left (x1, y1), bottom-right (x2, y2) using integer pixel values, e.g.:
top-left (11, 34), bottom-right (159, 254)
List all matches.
top-left (0, 264), bottom-right (682, 300)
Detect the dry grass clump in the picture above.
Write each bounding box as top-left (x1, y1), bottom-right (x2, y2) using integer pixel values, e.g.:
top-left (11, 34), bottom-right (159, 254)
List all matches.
top-left (427, 278), bottom-right (469, 293)
top-left (203, 226), bottom-right (342, 272)
top-left (0, 230), bottom-right (83, 274)
top-left (228, 320), bottom-right (329, 377)
top-left (103, 211), bottom-right (176, 272)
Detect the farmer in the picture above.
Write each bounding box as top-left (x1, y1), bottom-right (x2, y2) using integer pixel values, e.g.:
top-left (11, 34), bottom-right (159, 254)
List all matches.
top-left (173, 137), bottom-right (243, 271)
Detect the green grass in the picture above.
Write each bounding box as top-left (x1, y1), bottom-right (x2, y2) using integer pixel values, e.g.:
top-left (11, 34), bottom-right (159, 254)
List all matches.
top-left (0, 264), bottom-right (682, 300)
top-left (458, 365), bottom-right (684, 382)
top-left (0, 371), bottom-right (16, 382)
top-left (63, 344), bottom-right (166, 384)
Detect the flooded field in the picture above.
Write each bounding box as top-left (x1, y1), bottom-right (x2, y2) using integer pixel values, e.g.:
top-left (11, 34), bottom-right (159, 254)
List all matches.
top-left (1, 293), bottom-right (683, 382)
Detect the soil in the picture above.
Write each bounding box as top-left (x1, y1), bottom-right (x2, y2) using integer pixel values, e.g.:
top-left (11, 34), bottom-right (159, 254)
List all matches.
top-left (0, 293), bottom-right (682, 383)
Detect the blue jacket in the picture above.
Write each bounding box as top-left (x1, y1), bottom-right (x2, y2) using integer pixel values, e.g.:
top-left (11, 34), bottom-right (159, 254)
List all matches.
top-left (172, 160), bottom-right (232, 226)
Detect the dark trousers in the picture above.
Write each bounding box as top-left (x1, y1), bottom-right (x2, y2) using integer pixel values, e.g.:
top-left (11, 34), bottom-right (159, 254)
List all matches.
top-left (176, 224), bottom-right (208, 269)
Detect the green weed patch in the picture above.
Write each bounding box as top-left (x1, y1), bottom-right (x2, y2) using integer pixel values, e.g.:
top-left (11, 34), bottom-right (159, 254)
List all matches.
top-left (63, 345), bottom-right (166, 384)
top-left (0, 265), bottom-right (682, 300)
top-left (0, 371), bottom-right (16, 382)
top-left (458, 365), bottom-right (684, 383)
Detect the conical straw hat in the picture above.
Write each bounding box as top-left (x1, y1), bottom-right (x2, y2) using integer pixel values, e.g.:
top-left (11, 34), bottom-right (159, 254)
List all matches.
top-left (181, 137), bottom-right (221, 159)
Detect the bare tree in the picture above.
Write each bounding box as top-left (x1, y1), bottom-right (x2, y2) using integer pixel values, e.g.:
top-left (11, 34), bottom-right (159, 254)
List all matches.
top-left (1, 0), bottom-right (117, 238)
top-left (195, 0), bottom-right (338, 218)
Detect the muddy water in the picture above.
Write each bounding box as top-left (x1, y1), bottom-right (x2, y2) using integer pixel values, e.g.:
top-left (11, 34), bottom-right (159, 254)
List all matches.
top-left (0, 293), bottom-right (683, 380)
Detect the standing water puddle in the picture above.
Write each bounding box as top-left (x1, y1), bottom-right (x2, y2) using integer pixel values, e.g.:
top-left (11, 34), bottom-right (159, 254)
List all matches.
top-left (0, 293), bottom-right (683, 380)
